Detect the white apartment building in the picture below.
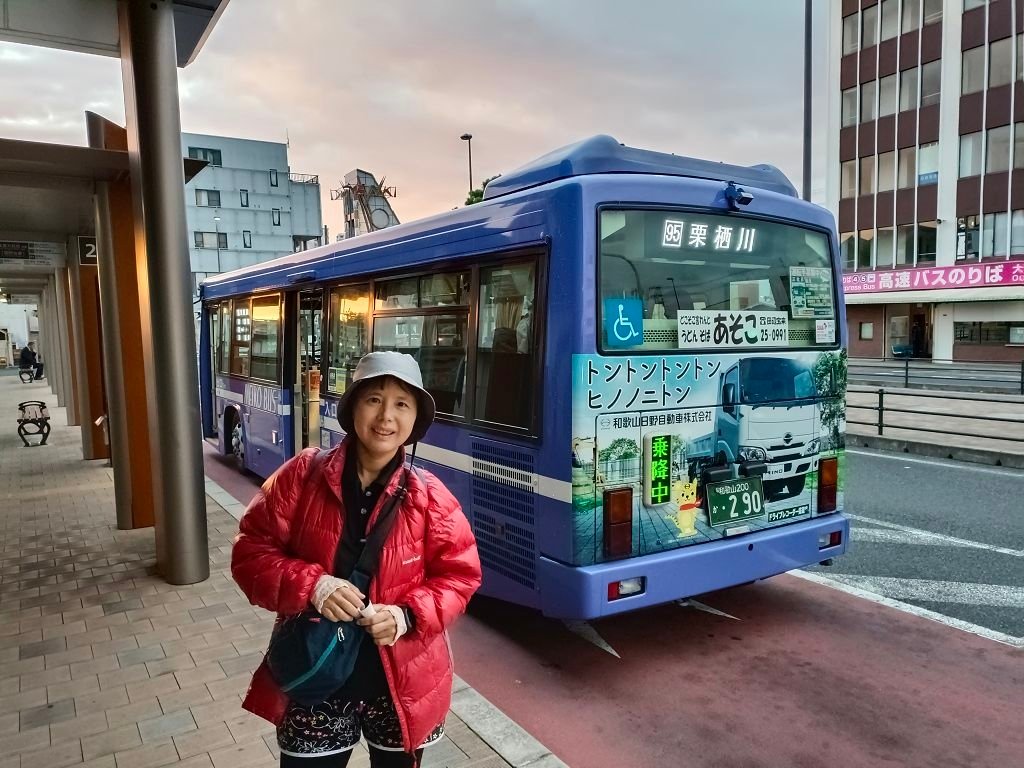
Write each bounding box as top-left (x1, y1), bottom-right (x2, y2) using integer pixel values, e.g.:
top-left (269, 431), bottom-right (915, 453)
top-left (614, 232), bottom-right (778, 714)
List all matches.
top-left (181, 133), bottom-right (323, 294)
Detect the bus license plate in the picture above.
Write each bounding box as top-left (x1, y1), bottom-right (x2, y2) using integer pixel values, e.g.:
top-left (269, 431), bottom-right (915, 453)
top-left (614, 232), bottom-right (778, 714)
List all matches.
top-left (706, 477), bottom-right (766, 528)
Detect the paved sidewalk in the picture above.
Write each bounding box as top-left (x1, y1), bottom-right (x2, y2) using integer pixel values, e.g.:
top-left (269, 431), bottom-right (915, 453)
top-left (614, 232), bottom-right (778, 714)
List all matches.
top-left (0, 374), bottom-right (560, 768)
top-left (847, 386), bottom-right (1024, 467)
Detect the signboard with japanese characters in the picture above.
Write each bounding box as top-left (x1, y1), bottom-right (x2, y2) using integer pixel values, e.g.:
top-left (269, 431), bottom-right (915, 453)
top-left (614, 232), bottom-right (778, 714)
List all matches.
top-left (842, 259), bottom-right (1024, 294)
top-left (661, 219), bottom-right (757, 253)
top-left (677, 310), bottom-right (789, 349)
top-left (789, 266), bottom-right (834, 317)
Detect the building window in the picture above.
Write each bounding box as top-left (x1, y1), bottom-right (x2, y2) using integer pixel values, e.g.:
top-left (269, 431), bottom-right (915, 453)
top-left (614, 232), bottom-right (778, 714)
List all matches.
top-left (923, 0), bottom-right (942, 25)
top-left (990, 37), bottom-right (1013, 89)
top-left (272, 208), bottom-right (281, 226)
top-left (842, 14), bottom-right (859, 55)
top-left (240, 189), bottom-right (249, 208)
top-left (861, 79), bottom-right (877, 122)
top-left (842, 87), bottom-right (858, 127)
top-left (193, 231), bottom-right (226, 249)
top-left (957, 215), bottom-right (981, 259)
top-left (1016, 123), bottom-right (1024, 169)
top-left (194, 189), bottom-right (221, 207)
top-left (841, 160), bottom-right (857, 198)
top-left (878, 151), bottom-right (896, 192)
top-left (986, 124), bottom-right (1011, 173)
top-left (840, 232), bottom-right (856, 271)
top-left (899, 66), bottom-right (918, 111)
top-left (269, 169), bottom-right (279, 187)
top-left (243, 230), bottom-right (252, 248)
top-left (880, 0), bottom-right (898, 41)
top-left (879, 73), bottom-right (898, 117)
top-left (897, 146), bottom-right (916, 188)
top-left (859, 322), bottom-right (874, 341)
top-left (981, 212), bottom-right (1009, 260)
top-left (963, 0), bottom-right (987, 10)
top-left (961, 46), bottom-right (986, 94)
top-left (918, 142), bottom-right (939, 185)
top-left (896, 223), bottom-right (915, 264)
top-left (955, 322), bottom-right (1015, 345)
top-left (902, 0), bottom-right (920, 33)
top-left (862, 4), bottom-right (878, 48)
top-left (860, 155), bottom-right (875, 195)
top-left (917, 221), bottom-right (937, 264)
top-left (1012, 210), bottom-right (1024, 255)
top-left (188, 146), bottom-right (222, 166)
top-left (876, 226), bottom-right (895, 268)
top-left (920, 60), bottom-right (941, 107)
top-left (858, 229), bottom-right (874, 270)
top-left (959, 131), bottom-right (984, 177)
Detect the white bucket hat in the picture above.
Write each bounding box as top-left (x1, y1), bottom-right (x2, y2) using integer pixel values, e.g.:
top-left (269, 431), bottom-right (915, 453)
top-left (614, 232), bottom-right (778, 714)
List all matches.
top-left (336, 351), bottom-right (436, 445)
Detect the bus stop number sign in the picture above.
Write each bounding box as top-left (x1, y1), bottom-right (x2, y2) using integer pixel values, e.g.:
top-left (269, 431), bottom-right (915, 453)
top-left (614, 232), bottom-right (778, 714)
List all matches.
top-left (706, 477), bottom-right (766, 527)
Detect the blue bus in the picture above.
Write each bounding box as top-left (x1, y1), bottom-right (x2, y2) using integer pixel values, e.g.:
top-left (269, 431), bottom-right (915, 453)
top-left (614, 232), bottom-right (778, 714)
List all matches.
top-left (199, 135), bottom-right (849, 619)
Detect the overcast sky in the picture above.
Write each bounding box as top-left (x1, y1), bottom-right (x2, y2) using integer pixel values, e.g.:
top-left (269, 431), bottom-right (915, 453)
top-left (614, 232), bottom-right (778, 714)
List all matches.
top-left (0, 0), bottom-right (825, 238)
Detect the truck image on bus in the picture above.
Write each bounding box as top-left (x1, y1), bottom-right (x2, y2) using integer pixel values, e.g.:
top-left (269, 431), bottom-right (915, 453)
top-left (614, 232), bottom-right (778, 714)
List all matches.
top-left (716, 357), bottom-right (822, 502)
top-left (200, 135), bottom-right (848, 620)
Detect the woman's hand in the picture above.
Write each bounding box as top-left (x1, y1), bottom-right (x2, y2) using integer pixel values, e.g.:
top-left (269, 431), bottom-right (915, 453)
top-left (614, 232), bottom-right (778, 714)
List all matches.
top-left (312, 576), bottom-right (364, 622)
top-left (357, 604), bottom-right (408, 646)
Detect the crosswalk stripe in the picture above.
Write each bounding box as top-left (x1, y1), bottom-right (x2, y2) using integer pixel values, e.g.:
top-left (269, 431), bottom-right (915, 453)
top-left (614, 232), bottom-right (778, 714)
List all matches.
top-left (824, 574), bottom-right (1024, 609)
top-left (849, 514), bottom-right (1024, 558)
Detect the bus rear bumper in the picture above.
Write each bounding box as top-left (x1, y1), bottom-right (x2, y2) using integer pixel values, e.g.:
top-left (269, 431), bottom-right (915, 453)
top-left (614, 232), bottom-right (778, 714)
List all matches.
top-left (537, 513), bottom-right (850, 620)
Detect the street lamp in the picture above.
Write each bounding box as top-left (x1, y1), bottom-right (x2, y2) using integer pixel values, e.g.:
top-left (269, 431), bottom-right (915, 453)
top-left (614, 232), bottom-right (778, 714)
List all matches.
top-left (460, 133), bottom-right (473, 193)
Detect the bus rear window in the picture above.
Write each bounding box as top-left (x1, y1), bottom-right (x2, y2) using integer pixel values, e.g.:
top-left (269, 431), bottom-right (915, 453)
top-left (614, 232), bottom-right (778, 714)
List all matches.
top-left (598, 209), bottom-right (836, 353)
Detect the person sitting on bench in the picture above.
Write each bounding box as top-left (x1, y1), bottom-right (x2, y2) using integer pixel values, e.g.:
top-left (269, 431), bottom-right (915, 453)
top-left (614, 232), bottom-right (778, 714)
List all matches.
top-left (19, 342), bottom-right (44, 380)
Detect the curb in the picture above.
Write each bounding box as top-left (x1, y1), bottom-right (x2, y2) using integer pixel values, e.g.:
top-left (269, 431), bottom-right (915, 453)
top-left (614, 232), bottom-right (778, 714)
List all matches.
top-left (204, 475), bottom-right (569, 768)
top-left (846, 433), bottom-right (1024, 469)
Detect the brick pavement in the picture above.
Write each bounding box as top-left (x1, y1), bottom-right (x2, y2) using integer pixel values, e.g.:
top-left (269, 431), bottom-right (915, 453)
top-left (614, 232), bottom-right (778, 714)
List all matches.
top-left (0, 372), bottom-right (519, 768)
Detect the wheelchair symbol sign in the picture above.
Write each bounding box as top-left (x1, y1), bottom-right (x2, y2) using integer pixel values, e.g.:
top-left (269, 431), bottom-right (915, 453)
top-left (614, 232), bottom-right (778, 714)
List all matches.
top-left (603, 298), bottom-right (643, 348)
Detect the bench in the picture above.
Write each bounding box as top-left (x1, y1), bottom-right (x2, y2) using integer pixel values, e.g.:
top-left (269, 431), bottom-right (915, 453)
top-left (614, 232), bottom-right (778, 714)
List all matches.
top-left (17, 401), bottom-right (50, 447)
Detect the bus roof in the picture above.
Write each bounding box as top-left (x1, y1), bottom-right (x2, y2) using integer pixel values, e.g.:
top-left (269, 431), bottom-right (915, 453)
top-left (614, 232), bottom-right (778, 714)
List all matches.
top-left (483, 134), bottom-right (798, 201)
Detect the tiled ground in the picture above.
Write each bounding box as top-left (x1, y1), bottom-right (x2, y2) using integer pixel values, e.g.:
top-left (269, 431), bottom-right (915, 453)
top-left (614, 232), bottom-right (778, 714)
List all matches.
top-left (0, 372), bottom-right (510, 768)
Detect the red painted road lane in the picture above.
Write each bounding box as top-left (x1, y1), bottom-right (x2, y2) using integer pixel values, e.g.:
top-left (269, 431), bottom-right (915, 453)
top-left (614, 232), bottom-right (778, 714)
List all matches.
top-left (452, 578), bottom-right (1023, 768)
top-left (203, 440), bottom-right (263, 505)
top-left (202, 454), bottom-right (1023, 767)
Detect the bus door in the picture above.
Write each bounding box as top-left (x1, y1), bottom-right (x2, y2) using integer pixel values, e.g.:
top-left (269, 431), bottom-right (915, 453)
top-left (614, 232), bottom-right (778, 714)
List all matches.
top-left (295, 290), bottom-right (323, 452)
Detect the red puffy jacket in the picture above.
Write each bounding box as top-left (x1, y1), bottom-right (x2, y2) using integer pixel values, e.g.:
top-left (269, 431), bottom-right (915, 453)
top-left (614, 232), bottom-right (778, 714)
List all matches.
top-left (231, 440), bottom-right (482, 752)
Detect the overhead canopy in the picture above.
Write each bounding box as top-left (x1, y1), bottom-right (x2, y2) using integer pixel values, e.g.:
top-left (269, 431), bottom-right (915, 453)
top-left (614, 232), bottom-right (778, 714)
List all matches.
top-left (0, 0), bottom-right (229, 67)
top-left (0, 136), bottom-right (207, 299)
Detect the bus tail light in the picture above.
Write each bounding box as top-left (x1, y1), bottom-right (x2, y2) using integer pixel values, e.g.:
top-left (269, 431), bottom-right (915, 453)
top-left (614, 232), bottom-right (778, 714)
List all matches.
top-left (818, 531), bottom-right (842, 549)
top-left (608, 577), bottom-right (646, 601)
top-left (817, 456), bottom-right (838, 513)
top-left (603, 487), bottom-right (633, 558)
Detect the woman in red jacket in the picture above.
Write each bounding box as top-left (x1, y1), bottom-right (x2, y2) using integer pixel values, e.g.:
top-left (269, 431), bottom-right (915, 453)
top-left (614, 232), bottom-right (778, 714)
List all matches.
top-left (231, 351), bottom-right (482, 767)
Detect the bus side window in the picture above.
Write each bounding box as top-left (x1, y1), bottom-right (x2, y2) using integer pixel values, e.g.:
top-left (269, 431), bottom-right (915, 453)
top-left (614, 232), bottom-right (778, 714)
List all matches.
top-left (475, 262), bottom-right (536, 429)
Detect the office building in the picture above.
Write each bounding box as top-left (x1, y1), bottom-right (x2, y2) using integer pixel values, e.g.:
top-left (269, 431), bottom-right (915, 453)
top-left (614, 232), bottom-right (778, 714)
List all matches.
top-left (824, 0), bottom-right (1023, 361)
top-left (182, 133), bottom-right (323, 294)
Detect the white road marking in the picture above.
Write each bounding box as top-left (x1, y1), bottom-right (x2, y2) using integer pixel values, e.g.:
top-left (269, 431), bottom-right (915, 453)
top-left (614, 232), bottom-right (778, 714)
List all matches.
top-left (791, 570), bottom-right (1023, 648)
top-left (562, 621), bottom-right (620, 659)
top-left (852, 527), bottom-right (962, 547)
top-left (846, 448), bottom-right (1024, 477)
top-left (677, 599), bottom-right (741, 621)
top-left (849, 514), bottom-right (1024, 558)
top-left (823, 574), bottom-right (1024, 609)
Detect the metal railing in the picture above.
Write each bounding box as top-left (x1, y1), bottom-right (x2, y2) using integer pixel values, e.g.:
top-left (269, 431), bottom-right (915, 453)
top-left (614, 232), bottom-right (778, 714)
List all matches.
top-left (846, 386), bottom-right (1024, 447)
top-left (288, 172), bottom-right (319, 185)
top-left (849, 356), bottom-right (1024, 395)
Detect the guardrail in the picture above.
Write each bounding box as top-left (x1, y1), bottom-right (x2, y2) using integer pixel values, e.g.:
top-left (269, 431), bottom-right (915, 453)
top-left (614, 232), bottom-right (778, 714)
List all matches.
top-left (288, 172), bottom-right (319, 184)
top-left (849, 357), bottom-right (1024, 395)
top-left (846, 386), bottom-right (1024, 447)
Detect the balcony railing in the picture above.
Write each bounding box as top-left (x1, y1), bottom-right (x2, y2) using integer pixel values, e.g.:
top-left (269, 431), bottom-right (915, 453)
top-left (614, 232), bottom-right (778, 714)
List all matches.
top-left (289, 172), bottom-right (319, 185)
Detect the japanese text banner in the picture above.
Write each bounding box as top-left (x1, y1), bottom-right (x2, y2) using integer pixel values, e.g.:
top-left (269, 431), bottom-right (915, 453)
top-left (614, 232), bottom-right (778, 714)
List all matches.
top-left (842, 259), bottom-right (1024, 294)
